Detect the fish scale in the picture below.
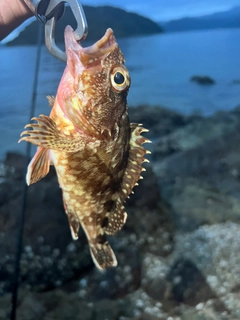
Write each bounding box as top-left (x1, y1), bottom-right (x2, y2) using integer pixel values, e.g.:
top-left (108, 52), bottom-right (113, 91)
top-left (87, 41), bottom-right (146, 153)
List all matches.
top-left (19, 25), bottom-right (150, 269)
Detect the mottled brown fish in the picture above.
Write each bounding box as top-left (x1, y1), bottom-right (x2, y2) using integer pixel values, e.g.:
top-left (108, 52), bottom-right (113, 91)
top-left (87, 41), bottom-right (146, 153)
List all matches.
top-left (19, 26), bottom-right (150, 269)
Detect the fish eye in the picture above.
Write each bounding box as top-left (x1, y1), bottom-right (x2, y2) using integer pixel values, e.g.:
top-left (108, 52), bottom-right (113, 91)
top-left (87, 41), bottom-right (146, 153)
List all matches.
top-left (110, 67), bottom-right (130, 92)
top-left (114, 72), bottom-right (125, 85)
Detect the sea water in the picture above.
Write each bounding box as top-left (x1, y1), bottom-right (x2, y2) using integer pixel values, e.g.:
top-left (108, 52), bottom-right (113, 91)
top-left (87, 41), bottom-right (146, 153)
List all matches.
top-left (0, 28), bottom-right (239, 158)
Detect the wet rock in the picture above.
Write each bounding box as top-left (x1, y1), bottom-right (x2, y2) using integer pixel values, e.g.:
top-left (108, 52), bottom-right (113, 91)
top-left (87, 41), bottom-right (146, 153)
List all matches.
top-left (160, 177), bottom-right (240, 231)
top-left (173, 222), bottom-right (240, 318)
top-left (152, 113), bottom-right (240, 230)
top-left (0, 294), bottom-right (11, 320)
top-left (128, 105), bottom-right (187, 139)
top-left (152, 109), bottom-right (240, 160)
top-left (126, 164), bottom-right (160, 209)
top-left (0, 153), bottom-right (93, 294)
top-left (3, 152), bottom-right (26, 180)
top-left (166, 259), bottom-right (217, 305)
top-left (125, 164), bottom-right (175, 256)
top-left (2, 105), bottom-right (240, 320)
top-left (141, 253), bottom-right (170, 302)
top-left (14, 290), bottom-right (94, 320)
top-left (0, 150), bottom-right (174, 296)
top-left (231, 79), bottom-right (240, 85)
top-left (190, 75), bottom-right (215, 85)
top-left (179, 305), bottom-right (229, 320)
top-left (123, 288), bottom-right (169, 319)
top-left (93, 299), bottom-right (120, 320)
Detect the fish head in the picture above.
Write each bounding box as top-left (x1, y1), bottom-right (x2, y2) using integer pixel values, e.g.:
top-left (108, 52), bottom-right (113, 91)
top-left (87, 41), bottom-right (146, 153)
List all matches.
top-left (57, 26), bottom-right (131, 138)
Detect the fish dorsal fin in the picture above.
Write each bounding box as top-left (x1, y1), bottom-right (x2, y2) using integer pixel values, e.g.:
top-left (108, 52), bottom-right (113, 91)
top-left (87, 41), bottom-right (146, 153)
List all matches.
top-left (26, 147), bottom-right (50, 185)
top-left (120, 123), bottom-right (151, 200)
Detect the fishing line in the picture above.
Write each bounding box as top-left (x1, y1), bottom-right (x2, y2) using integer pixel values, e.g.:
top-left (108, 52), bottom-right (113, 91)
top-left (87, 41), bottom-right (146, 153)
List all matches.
top-left (10, 23), bottom-right (43, 320)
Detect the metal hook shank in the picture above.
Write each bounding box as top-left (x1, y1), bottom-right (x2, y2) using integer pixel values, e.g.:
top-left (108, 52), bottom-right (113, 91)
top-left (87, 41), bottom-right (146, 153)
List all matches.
top-left (45, 0), bottom-right (88, 62)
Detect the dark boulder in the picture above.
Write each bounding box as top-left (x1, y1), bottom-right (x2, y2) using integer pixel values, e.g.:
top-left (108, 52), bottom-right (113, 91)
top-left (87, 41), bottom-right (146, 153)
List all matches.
top-left (190, 75), bottom-right (215, 85)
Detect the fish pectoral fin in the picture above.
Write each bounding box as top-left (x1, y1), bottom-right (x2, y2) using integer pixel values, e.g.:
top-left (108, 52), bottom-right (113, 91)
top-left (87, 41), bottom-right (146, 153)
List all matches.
top-left (120, 123), bottom-right (151, 200)
top-left (26, 147), bottom-right (50, 185)
top-left (104, 201), bottom-right (127, 235)
top-left (19, 114), bottom-right (85, 152)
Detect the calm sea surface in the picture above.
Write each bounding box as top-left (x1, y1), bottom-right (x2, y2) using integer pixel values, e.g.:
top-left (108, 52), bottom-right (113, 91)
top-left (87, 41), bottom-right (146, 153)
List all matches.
top-left (0, 28), bottom-right (239, 158)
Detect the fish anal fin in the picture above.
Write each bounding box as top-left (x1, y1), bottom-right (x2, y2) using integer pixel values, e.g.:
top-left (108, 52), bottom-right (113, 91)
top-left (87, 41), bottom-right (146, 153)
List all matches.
top-left (104, 202), bottom-right (127, 235)
top-left (120, 123), bottom-right (151, 200)
top-left (26, 147), bottom-right (50, 185)
top-left (19, 114), bottom-right (85, 152)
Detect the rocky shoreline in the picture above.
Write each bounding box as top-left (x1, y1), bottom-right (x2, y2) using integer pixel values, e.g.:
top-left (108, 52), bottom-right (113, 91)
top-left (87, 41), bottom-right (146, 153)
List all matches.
top-left (1, 105), bottom-right (240, 319)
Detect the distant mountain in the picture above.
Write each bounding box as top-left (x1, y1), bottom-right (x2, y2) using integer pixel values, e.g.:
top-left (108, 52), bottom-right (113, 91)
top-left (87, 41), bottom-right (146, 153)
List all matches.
top-left (7, 5), bottom-right (163, 45)
top-left (160, 6), bottom-right (240, 32)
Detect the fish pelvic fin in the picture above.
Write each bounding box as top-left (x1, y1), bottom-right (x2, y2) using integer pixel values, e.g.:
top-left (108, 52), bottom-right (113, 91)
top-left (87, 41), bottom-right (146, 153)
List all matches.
top-left (89, 240), bottom-right (117, 270)
top-left (64, 201), bottom-right (80, 240)
top-left (46, 95), bottom-right (55, 107)
top-left (19, 114), bottom-right (85, 152)
top-left (26, 147), bottom-right (50, 185)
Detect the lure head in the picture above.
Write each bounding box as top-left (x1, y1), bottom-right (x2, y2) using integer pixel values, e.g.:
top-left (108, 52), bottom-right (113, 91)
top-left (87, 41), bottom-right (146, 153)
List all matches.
top-left (57, 26), bottom-right (131, 138)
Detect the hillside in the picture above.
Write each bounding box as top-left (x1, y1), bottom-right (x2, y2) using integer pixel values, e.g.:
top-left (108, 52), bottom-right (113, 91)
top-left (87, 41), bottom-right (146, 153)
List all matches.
top-left (8, 5), bottom-right (163, 45)
top-left (160, 5), bottom-right (240, 32)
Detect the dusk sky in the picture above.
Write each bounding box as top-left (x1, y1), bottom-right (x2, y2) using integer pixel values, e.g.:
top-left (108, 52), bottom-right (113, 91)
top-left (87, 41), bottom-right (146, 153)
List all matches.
top-left (83, 0), bottom-right (239, 21)
top-left (1, 0), bottom-right (239, 43)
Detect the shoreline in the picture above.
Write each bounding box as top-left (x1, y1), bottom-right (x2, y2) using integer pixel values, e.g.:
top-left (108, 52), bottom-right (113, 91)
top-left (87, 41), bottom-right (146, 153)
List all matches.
top-left (1, 103), bottom-right (240, 318)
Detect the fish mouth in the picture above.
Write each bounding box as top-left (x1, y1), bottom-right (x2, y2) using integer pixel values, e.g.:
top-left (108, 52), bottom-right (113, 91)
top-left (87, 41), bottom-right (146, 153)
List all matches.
top-left (64, 26), bottom-right (117, 67)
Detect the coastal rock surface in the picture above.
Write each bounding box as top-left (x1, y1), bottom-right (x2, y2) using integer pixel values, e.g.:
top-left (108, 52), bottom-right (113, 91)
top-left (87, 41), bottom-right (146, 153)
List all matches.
top-left (190, 75), bottom-right (216, 85)
top-left (1, 105), bottom-right (240, 319)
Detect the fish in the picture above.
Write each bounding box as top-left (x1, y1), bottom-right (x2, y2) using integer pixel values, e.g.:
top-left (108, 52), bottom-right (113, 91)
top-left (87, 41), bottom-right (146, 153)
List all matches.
top-left (19, 25), bottom-right (150, 270)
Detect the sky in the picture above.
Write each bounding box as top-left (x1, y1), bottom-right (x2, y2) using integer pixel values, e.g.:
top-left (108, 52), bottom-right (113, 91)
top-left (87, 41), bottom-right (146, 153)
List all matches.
top-left (83, 0), bottom-right (240, 21)
top-left (1, 0), bottom-right (239, 43)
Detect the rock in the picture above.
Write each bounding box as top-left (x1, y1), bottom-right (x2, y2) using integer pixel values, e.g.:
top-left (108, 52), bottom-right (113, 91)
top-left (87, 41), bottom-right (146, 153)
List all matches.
top-left (173, 222), bottom-right (240, 318)
top-left (190, 75), bottom-right (215, 85)
top-left (123, 288), bottom-right (169, 319)
top-left (152, 109), bottom-right (240, 160)
top-left (3, 105), bottom-right (240, 320)
top-left (158, 177), bottom-right (240, 231)
top-left (152, 110), bottom-right (240, 230)
top-left (0, 150), bottom-right (175, 296)
top-left (0, 153), bottom-right (93, 294)
top-left (13, 290), bottom-right (94, 320)
top-left (179, 305), bottom-right (229, 320)
top-left (128, 105), bottom-right (188, 139)
top-left (0, 294), bottom-right (11, 320)
top-left (166, 259), bottom-right (217, 305)
top-left (231, 79), bottom-right (240, 85)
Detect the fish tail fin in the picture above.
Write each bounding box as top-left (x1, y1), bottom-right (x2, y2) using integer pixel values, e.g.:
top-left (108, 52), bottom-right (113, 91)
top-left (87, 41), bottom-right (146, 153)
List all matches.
top-left (89, 240), bottom-right (117, 270)
top-left (26, 147), bottom-right (50, 185)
